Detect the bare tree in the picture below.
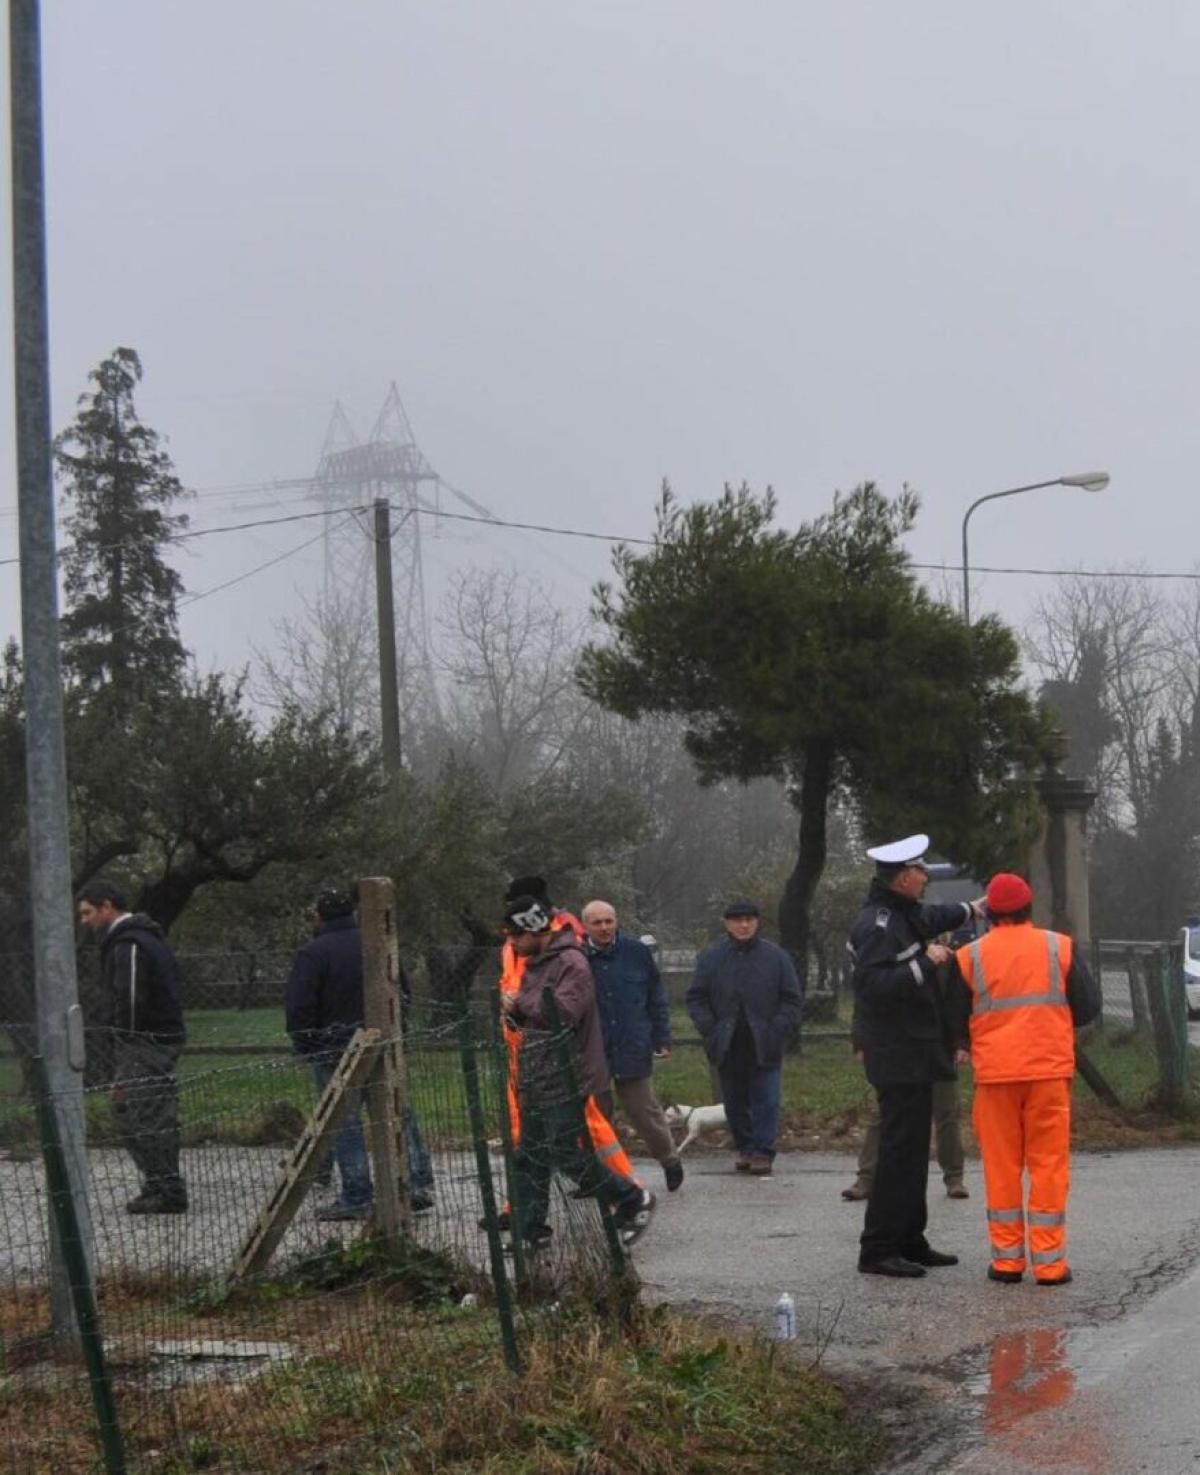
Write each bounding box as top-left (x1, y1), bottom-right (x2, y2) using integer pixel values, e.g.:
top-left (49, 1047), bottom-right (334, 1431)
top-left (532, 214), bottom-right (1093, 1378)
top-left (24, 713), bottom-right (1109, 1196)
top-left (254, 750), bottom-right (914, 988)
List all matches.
top-left (438, 568), bottom-right (583, 790)
top-left (1026, 573), bottom-right (1172, 829)
top-left (255, 581), bottom-right (378, 735)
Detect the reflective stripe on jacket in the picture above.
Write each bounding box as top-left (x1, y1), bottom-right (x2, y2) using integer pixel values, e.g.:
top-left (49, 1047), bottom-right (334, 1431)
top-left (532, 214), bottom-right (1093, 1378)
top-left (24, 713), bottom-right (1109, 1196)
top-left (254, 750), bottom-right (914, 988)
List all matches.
top-left (956, 922), bottom-right (1075, 1083)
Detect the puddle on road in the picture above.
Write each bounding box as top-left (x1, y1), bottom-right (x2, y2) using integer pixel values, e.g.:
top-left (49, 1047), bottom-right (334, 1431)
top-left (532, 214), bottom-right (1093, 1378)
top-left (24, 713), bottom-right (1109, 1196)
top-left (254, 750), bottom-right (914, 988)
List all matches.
top-left (955, 1326), bottom-right (1115, 1471)
top-left (941, 1269), bottom-right (1200, 1473)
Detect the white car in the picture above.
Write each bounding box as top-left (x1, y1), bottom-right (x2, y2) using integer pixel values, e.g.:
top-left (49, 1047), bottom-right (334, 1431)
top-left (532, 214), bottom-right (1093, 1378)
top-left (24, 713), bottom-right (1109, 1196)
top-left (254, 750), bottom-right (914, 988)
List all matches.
top-left (1181, 925), bottom-right (1200, 1020)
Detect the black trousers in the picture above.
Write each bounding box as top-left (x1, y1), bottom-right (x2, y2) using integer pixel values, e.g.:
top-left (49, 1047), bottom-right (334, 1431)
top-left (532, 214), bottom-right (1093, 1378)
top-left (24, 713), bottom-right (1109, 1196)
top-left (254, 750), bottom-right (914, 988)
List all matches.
top-left (859, 1082), bottom-right (933, 1265)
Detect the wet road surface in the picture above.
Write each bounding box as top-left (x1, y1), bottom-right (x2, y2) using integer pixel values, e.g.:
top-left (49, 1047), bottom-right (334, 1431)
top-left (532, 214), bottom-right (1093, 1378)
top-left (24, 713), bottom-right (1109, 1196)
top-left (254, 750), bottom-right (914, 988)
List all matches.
top-left (947, 1262), bottom-right (1200, 1473)
top-left (629, 1145), bottom-right (1200, 1475)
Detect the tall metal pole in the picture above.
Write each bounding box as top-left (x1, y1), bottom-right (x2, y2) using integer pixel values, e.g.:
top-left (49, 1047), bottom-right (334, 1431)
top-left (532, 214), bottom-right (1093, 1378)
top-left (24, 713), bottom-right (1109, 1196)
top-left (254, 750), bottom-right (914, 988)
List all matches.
top-left (9, 0), bottom-right (94, 1331)
top-left (373, 498), bottom-right (402, 778)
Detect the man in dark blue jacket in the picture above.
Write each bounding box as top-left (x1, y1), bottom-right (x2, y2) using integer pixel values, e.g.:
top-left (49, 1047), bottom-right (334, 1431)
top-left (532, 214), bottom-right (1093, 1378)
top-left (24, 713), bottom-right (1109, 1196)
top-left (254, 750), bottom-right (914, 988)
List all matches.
top-left (285, 887), bottom-right (433, 1221)
top-left (686, 901), bottom-right (804, 1175)
top-left (582, 900), bottom-right (683, 1192)
top-left (78, 880), bottom-right (187, 1214)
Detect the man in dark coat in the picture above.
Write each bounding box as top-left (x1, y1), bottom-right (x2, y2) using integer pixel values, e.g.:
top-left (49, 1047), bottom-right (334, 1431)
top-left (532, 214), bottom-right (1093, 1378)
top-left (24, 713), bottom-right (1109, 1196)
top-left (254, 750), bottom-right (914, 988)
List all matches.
top-left (285, 887), bottom-right (433, 1221)
top-left (582, 899), bottom-right (683, 1192)
top-left (502, 893), bottom-right (652, 1248)
top-left (78, 880), bottom-right (187, 1214)
top-left (686, 901), bottom-right (804, 1175)
top-left (849, 834), bottom-right (982, 1278)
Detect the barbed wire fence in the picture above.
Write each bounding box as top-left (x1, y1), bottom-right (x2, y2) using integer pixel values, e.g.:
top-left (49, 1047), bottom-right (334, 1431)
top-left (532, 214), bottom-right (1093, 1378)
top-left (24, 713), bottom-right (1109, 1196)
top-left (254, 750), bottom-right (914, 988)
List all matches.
top-left (0, 881), bottom-right (636, 1475)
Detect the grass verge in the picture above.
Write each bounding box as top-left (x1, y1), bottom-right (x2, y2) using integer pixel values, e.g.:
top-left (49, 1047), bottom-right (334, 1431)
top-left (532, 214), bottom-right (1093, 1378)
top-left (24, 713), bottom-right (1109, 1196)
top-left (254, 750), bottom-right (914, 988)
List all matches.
top-left (1, 1278), bottom-right (884, 1475)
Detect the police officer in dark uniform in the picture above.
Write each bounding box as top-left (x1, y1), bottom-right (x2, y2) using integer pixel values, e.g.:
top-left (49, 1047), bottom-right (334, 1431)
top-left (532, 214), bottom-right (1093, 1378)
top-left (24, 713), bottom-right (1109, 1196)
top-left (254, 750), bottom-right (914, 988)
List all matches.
top-left (849, 834), bottom-right (982, 1278)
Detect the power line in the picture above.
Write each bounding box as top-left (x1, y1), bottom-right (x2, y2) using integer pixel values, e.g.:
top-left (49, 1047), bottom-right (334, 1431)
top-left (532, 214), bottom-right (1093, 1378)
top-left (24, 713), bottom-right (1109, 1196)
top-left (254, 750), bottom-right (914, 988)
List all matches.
top-left (407, 503), bottom-right (656, 546)
top-left (0, 503), bottom-right (366, 568)
top-left (6, 492), bottom-right (1200, 583)
top-left (176, 520), bottom-right (344, 612)
top-left (909, 561), bottom-right (1200, 582)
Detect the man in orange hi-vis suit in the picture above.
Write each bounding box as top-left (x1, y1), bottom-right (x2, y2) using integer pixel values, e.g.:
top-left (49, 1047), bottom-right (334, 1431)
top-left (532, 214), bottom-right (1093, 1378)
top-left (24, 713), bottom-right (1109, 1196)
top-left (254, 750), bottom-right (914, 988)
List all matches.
top-left (497, 877), bottom-right (642, 1228)
top-left (953, 873), bottom-right (1100, 1286)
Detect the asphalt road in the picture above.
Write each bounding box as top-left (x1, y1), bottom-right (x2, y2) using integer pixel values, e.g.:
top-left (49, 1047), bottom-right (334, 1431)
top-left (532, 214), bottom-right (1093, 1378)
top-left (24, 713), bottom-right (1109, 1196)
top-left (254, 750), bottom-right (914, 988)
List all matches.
top-left (629, 1145), bottom-right (1200, 1475)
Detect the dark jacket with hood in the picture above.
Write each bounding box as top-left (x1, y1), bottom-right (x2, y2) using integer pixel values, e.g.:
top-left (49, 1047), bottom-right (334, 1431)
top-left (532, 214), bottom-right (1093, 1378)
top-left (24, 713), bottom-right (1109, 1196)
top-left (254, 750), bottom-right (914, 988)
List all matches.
top-left (510, 930), bottom-right (610, 1100)
top-left (849, 877), bottom-right (973, 1088)
top-left (100, 913), bottom-right (185, 1045)
top-left (686, 934), bottom-right (804, 1069)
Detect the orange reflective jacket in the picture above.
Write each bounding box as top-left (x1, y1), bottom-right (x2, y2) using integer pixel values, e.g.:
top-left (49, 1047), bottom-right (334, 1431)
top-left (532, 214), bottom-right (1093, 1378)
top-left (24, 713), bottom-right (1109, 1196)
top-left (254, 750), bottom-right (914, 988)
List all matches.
top-left (956, 923), bottom-right (1075, 1084)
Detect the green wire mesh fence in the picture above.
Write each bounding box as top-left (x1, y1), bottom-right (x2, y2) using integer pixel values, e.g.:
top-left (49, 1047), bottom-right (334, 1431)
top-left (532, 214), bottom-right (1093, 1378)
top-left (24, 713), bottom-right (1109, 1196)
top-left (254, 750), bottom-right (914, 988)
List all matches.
top-left (0, 997), bottom-right (634, 1474)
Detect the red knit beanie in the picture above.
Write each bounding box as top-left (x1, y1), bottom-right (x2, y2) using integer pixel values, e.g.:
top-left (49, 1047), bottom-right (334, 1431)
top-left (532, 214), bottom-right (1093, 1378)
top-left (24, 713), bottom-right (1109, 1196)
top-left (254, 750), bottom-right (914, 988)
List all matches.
top-left (986, 872), bottom-right (1033, 915)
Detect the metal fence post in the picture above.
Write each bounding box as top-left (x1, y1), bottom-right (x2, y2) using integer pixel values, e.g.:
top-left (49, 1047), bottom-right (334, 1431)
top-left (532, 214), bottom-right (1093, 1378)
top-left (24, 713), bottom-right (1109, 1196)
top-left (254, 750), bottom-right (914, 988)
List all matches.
top-left (490, 986), bottom-right (528, 1290)
top-left (9, 0), bottom-right (95, 1336)
top-left (31, 1055), bottom-right (126, 1473)
top-left (458, 994), bottom-right (521, 1372)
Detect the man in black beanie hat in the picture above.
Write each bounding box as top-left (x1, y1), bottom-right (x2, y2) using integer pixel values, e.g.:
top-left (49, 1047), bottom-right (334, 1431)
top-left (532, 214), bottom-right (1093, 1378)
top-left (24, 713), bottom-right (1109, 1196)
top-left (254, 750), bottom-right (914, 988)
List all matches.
top-left (286, 886), bottom-right (434, 1221)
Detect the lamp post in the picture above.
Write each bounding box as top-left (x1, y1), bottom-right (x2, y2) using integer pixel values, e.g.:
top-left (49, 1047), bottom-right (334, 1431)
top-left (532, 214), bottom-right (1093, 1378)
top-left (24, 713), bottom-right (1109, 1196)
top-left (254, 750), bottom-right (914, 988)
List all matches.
top-left (960, 471), bottom-right (1110, 625)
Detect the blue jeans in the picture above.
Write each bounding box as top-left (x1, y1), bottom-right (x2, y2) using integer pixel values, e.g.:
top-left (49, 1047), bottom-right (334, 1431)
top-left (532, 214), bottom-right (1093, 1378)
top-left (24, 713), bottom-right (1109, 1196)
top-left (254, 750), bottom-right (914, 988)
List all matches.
top-left (718, 1024), bottom-right (782, 1158)
top-left (311, 1058), bottom-right (434, 1206)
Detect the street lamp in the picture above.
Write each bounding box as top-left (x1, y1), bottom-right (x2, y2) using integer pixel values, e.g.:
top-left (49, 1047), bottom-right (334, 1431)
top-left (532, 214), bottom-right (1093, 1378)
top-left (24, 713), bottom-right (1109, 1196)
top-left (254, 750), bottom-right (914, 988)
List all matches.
top-left (960, 471), bottom-right (1109, 625)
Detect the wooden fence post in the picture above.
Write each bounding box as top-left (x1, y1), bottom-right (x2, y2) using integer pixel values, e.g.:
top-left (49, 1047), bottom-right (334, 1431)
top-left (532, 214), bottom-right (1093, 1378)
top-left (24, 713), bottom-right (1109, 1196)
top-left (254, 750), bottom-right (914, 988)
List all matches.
top-left (1128, 947), bottom-right (1151, 1036)
top-left (358, 877), bottom-right (410, 1235)
top-left (1145, 946), bottom-right (1187, 1115)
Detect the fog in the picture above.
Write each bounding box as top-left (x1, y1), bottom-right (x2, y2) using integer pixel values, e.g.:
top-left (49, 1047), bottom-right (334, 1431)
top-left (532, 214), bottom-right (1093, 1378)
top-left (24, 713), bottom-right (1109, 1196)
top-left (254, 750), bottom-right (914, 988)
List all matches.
top-left (0, 1), bottom-right (1197, 671)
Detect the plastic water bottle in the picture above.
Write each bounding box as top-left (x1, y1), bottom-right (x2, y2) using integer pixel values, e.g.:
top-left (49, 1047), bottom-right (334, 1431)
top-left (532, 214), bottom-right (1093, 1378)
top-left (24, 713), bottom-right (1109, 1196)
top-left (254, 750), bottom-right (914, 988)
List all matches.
top-left (774, 1291), bottom-right (796, 1341)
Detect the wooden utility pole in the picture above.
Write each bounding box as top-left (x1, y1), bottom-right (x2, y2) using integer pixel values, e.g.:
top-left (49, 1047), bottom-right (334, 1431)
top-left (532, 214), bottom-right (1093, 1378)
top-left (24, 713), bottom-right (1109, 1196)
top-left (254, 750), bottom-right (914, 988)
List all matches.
top-left (373, 498), bottom-right (402, 780)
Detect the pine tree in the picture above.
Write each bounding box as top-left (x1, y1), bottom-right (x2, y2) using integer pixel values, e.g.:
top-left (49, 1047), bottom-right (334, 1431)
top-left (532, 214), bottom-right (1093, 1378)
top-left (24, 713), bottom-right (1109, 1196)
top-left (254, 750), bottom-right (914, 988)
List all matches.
top-left (56, 347), bottom-right (190, 699)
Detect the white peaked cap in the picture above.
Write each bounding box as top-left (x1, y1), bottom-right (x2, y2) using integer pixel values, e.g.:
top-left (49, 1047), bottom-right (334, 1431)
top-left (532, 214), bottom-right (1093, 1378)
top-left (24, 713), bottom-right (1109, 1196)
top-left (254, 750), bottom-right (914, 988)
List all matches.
top-left (865, 834), bottom-right (930, 867)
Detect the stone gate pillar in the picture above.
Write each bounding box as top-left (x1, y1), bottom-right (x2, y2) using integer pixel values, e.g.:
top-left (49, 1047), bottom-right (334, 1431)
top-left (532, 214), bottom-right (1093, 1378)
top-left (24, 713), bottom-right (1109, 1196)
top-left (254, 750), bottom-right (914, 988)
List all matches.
top-left (1027, 731), bottom-right (1098, 943)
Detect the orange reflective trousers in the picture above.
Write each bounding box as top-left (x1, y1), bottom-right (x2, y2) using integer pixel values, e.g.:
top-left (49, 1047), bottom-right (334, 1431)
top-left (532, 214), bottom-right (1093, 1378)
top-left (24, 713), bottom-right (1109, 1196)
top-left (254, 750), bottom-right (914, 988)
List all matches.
top-left (973, 1078), bottom-right (1071, 1282)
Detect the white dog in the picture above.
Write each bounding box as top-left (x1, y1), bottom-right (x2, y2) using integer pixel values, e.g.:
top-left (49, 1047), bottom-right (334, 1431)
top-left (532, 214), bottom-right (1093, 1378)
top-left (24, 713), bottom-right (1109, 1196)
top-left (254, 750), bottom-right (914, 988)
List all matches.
top-left (664, 1102), bottom-right (728, 1154)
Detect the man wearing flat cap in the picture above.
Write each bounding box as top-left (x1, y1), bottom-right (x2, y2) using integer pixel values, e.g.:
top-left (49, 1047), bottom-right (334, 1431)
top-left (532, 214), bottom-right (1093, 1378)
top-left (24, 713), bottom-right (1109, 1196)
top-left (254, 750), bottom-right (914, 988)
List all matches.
top-left (686, 901), bottom-right (804, 1175)
top-left (953, 873), bottom-right (1099, 1287)
top-left (849, 835), bottom-right (983, 1277)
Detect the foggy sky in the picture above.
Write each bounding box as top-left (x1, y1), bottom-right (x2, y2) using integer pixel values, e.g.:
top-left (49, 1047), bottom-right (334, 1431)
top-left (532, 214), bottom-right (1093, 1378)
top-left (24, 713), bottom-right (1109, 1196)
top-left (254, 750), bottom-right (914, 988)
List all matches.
top-left (0, 1), bottom-right (1196, 675)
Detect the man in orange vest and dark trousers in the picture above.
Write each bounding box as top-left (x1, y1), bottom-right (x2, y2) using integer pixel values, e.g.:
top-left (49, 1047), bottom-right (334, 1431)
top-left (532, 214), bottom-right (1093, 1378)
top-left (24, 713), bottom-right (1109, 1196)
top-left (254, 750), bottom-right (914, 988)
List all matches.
top-left (954, 873), bottom-right (1101, 1286)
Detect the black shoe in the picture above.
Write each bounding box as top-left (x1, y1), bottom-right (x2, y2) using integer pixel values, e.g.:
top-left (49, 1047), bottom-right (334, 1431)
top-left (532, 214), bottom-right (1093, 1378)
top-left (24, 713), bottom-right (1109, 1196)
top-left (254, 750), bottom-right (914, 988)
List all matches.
top-left (906, 1246), bottom-right (958, 1268)
top-left (988, 1265), bottom-right (1024, 1284)
top-left (1036, 1269), bottom-right (1073, 1287)
top-left (858, 1256), bottom-right (927, 1279)
top-left (664, 1157), bottom-right (684, 1192)
top-left (127, 1193), bottom-right (187, 1216)
top-left (410, 1192), bottom-right (434, 1214)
